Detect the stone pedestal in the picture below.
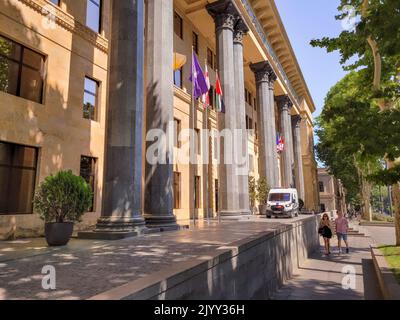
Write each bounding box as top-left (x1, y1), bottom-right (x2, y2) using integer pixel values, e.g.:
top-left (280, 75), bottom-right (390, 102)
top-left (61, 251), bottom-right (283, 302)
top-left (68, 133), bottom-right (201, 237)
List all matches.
top-left (250, 61), bottom-right (278, 188)
top-left (207, 0), bottom-right (242, 217)
top-left (277, 95), bottom-right (295, 188)
top-left (79, 0), bottom-right (146, 240)
top-left (144, 0), bottom-right (178, 229)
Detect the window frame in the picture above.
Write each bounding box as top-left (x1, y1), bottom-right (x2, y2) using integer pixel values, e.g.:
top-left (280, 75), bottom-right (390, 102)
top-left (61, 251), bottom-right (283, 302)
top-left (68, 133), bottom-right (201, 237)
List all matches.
top-left (194, 175), bottom-right (201, 209)
top-left (0, 141), bottom-right (39, 215)
top-left (80, 155), bottom-right (97, 212)
top-left (0, 34), bottom-right (46, 104)
top-left (173, 171), bottom-right (181, 209)
top-left (174, 11), bottom-right (183, 39)
top-left (86, 0), bottom-right (103, 34)
top-left (83, 76), bottom-right (100, 121)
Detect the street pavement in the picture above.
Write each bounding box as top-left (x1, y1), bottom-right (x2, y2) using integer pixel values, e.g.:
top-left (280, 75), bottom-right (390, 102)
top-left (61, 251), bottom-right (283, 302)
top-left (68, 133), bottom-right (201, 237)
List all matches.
top-left (271, 223), bottom-right (383, 300)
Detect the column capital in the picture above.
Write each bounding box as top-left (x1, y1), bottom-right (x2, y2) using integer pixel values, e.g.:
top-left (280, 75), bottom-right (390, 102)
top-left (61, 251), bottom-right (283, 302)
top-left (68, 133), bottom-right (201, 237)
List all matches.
top-left (233, 18), bottom-right (249, 45)
top-left (250, 61), bottom-right (277, 85)
top-left (276, 95), bottom-right (293, 112)
top-left (291, 114), bottom-right (303, 128)
top-left (206, 0), bottom-right (239, 32)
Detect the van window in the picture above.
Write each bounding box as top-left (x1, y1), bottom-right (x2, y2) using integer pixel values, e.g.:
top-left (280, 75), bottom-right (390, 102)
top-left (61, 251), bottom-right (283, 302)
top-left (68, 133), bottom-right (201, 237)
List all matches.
top-left (269, 193), bottom-right (291, 202)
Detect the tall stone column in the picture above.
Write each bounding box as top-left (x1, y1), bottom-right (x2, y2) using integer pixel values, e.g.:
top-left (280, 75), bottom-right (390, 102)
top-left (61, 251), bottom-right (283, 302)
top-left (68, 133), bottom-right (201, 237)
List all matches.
top-left (80, 0), bottom-right (146, 239)
top-left (276, 95), bottom-right (295, 188)
top-left (233, 19), bottom-right (250, 215)
top-left (250, 61), bottom-right (278, 188)
top-left (144, 0), bottom-right (178, 229)
top-left (292, 115), bottom-right (305, 200)
top-left (206, 0), bottom-right (241, 216)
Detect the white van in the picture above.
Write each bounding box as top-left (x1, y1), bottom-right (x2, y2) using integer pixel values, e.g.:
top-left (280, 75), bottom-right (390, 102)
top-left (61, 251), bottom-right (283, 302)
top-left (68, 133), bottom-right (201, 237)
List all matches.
top-left (266, 188), bottom-right (299, 219)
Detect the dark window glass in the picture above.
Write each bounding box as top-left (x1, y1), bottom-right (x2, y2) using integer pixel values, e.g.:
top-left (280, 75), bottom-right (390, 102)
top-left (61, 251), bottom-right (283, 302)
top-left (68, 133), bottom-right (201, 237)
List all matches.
top-left (173, 172), bottom-right (181, 209)
top-left (50, 0), bottom-right (60, 5)
top-left (174, 12), bottom-right (183, 39)
top-left (174, 67), bottom-right (183, 89)
top-left (321, 204), bottom-right (326, 212)
top-left (174, 118), bottom-right (181, 148)
top-left (83, 77), bottom-right (98, 120)
top-left (80, 156), bottom-right (96, 211)
top-left (195, 128), bottom-right (201, 155)
top-left (86, 0), bottom-right (102, 33)
top-left (194, 176), bottom-right (201, 209)
top-left (207, 48), bottom-right (213, 69)
top-left (319, 181), bottom-right (325, 193)
top-left (269, 193), bottom-right (291, 202)
top-left (209, 85), bottom-right (215, 109)
top-left (0, 35), bottom-right (45, 103)
top-left (254, 97), bottom-right (257, 111)
top-left (0, 142), bottom-right (38, 215)
top-left (193, 32), bottom-right (199, 54)
top-left (215, 179), bottom-right (219, 213)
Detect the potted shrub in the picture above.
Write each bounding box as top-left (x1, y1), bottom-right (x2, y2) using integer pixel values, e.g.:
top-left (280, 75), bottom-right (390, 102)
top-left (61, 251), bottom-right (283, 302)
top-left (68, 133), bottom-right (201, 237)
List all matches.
top-left (248, 176), bottom-right (257, 214)
top-left (33, 170), bottom-right (93, 246)
top-left (256, 177), bottom-right (270, 216)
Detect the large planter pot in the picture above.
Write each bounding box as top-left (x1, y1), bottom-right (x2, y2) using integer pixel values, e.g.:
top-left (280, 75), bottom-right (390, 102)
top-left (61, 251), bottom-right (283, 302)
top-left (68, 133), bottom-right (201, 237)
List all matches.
top-left (45, 222), bottom-right (74, 246)
top-left (258, 204), bottom-right (268, 216)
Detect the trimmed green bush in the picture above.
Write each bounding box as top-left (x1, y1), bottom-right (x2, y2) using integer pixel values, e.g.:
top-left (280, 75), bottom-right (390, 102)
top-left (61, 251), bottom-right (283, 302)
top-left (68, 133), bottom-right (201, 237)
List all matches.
top-left (372, 213), bottom-right (395, 223)
top-left (33, 170), bottom-right (93, 223)
top-left (256, 177), bottom-right (270, 205)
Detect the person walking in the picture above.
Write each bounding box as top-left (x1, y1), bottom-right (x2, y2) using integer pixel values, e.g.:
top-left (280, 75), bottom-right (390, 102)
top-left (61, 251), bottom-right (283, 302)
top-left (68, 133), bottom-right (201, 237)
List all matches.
top-left (335, 210), bottom-right (350, 254)
top-left (319, 213), bottom-right (333, 255)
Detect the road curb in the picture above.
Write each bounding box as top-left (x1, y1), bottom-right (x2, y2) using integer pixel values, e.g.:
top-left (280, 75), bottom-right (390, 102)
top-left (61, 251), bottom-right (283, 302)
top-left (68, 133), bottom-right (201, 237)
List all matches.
top-left (370, 244), bottom-right (400, 300)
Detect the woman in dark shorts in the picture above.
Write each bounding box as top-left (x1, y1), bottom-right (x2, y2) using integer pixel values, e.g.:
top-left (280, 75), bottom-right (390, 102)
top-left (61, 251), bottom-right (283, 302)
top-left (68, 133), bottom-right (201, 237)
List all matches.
top-left (319, 213), bottom-right (333, 255)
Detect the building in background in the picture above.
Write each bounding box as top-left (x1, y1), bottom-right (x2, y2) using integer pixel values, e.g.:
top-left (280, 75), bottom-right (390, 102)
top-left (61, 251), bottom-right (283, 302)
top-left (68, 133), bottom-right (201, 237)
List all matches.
top-left (318, 168), bottom-right (346, 214)
top-left (0, 0), bottom-right (319, 239)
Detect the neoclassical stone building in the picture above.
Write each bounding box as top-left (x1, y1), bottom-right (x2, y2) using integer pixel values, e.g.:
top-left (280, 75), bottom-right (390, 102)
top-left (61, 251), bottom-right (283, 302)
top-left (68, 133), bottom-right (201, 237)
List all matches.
top-left (0, 0), bottom-right (319, 239)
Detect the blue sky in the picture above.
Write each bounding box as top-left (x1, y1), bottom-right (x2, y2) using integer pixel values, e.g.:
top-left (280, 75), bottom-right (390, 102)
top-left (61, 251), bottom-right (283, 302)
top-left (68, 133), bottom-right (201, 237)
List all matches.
top-left (274, 0), bottom-right (349, 118)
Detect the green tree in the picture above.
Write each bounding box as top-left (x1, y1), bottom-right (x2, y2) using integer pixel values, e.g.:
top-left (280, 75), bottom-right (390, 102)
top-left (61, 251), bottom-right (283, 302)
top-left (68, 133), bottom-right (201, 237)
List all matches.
top-left (311, 0), bottom-right (400, 244)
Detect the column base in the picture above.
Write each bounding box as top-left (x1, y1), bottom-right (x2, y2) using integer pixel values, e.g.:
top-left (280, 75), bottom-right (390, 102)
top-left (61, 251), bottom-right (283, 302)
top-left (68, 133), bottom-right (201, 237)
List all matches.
top-left (217, 210), bottom-right (244, 220)
top-left (144, 214), bottom-right (180, 231)
top-left (78, 216), bottom-right (147, 240)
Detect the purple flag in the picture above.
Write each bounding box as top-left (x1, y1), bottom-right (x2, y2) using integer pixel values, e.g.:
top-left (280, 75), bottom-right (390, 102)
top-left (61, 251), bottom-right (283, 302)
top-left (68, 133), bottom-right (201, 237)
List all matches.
top-left (189, 51), bottom-right (209, 100)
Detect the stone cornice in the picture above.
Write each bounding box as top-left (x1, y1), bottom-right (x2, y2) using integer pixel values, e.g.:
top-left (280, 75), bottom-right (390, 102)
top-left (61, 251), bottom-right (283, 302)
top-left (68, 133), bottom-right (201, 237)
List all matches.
top-left (18, 0), bottom-right (108, 53)
top-left (291, 114), bottom-right (302, 128)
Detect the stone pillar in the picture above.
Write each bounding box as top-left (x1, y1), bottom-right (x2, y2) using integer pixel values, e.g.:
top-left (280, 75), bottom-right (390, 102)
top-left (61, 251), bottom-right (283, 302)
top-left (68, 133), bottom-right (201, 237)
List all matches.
top-left (79, 0), bottom-right (146, 239)
top-left (233, 18), bottom-right (250, 215)
top-left (276, 95), bottom-right (295, 188)
top-left (250, 61), bottom-right (278, 188)
top-left (292, 115), bottom-right (305, 200)
top-left (144, 0), bottom-right (178, 229)
top-left (206, 0), bottom-right (241, 216)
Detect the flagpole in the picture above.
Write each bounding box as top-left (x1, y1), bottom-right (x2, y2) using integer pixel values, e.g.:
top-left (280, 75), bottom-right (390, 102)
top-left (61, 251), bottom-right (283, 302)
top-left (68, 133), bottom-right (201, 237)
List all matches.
top-left (191, 46), bottom-right (196, 228)
top-left (205, 59), bottom-right (209, 224)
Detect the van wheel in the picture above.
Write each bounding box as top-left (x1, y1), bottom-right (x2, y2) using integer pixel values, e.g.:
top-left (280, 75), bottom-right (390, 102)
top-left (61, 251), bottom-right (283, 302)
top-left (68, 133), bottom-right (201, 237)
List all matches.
top-left (266, 215), bottom-right (272, 219)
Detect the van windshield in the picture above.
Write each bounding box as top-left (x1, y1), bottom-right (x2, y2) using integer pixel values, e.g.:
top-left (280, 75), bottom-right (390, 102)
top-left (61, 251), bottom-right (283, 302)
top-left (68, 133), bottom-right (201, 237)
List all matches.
top-left (269, 193), bottom-right (291, 202)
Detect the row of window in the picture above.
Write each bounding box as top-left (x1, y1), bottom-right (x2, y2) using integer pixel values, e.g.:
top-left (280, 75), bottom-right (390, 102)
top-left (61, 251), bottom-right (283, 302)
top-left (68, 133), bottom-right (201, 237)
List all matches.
top-left (50, 0), bottom-right (102, 34)
top-left (0, 35), bottom-right (100, 121)
top-left (0, 141), bottom-right (96, 215)
top-left (172, 173), bottom-right (204, 210)
top-left (245, 88), bottom-right (257, 111)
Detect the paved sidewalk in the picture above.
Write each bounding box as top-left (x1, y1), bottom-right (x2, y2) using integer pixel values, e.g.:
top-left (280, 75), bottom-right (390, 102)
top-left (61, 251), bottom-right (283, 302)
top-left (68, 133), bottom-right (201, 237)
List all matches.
top-left (0, 216), bottom-right (302, 300)
top-left (271, 230), bottom-right (383, 300)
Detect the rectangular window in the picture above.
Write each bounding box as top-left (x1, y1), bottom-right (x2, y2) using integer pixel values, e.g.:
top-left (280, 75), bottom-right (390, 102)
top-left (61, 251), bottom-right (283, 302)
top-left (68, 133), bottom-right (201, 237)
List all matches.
top-left (83, 77), bottom-right (99, 121)
top-left (174, 12), bottom-right (183, 39)
top-left (194, 175), bottom-right (201, 209)
top-left (193, 32), bottom-right (199, 54)
top-left (320, 203), bottom-right (326, 213)
top-left (174, 118), bottom-right (181, 148)
top-left (319, 181), bottom-right (325, 193)
top-left (50, 0), bottom-right (60, 5)
top-left (215, 179), bottom-right (219, 213)
top-left (248, 117), bottom-right (253, 130)
top-left (207, 48), bottom-right (213, 69)
top-left (174, 67), bottom-right (183, 89)
top-left (80, 156), bottom-right (97, 211)
top-left (173, 172), bottom-right (181, 209)
top-left (195, 128), bottom-right (201, 155)
top-left (0, 35), bottom-right (45, 103)
top-left (254, 97), bottom-right (257, 111)
top-left (209, 85), bottom-right (215, 109)
top-left (0, 141), bottom-right (38, 215)
top-left (86, 0), bottom-right (102, 33)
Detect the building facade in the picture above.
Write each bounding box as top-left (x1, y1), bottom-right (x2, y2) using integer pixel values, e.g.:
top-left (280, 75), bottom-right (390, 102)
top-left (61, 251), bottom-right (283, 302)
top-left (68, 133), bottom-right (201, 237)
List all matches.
top-left (318, 168), bottom-right (346, 214)
top-left (0, 0), bottom-right (319, 239)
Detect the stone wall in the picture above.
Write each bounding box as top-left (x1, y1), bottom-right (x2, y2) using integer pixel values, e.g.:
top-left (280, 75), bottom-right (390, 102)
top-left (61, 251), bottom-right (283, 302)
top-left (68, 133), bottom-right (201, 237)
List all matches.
top-left (90, 215), bottom-right (320, 300)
